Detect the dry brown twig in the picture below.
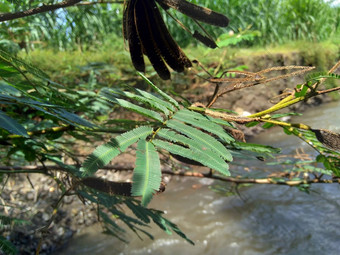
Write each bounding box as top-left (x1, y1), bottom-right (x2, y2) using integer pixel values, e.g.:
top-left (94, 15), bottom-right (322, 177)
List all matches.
top-left (206, 65), bottom-right (315, 107)
top-left (1, 164), bottom-right (339, 189)
top-left (0, 0), bottom-right (82, 22)
top-left (0, 0), bottom-right (123, 22)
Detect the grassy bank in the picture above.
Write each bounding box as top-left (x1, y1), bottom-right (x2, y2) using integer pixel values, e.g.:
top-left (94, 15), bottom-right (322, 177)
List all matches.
top-left (22, 38), bottom-right (340, 90)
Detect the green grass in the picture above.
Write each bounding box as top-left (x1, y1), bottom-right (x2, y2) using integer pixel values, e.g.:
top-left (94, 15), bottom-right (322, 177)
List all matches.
top-left (21, 35), bottom-right (134, 87)
top-left (20, 38), bottom-right (340, 92)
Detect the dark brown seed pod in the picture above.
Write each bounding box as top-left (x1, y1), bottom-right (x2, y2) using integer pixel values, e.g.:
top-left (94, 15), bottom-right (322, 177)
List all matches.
top-left (134, 0), bottom-right (171, 80)
top-left (138, 0), bottom-right (191, 73)
top-left (123, 0), bottom-right (229, 80)
top-left (123, 0), bottom-right (145, 72)
top-left (311, 129), bottom-right (340, 151)
top-left (156, 0), bottom-right (229, 27)
top-left (193, 30), bottom-right (218, 48)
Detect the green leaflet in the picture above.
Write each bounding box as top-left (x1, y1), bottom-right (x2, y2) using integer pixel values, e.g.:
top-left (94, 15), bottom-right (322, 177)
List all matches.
top-left (205, 115), bottom-right (234, 128)
top-left (132, 140), bottom-right (162, 207)
top-left (100, 90), bottom-right (163, 122)
top-left (127, 198), bottom-right (194, 244)
top-left (104, 88), bottom-right (170, 115)
top-left (125, 200), bottom-right (151, 224)
top-left (81, 126), bottom-right (153, 176)
top-left (270, 112), bottom-right (301, 119)
top-left (0, 214), bottom-right (28, 229)
top-left (0, 110), bottom-right (28, 137)
top-left (44, 155), bottom-right (79, 177)
top-left (0, 236), bottom-right (17, 255)
top-left (147, 210), bottom-right (194, 245)
top-left (137, 72), bottom-right (179, 109)
top-left (82, 189), bottom-right (193, 243)
top-left (0, 92), bottom-right (93, 128)
top-left (135, 88), bottom-right (176, 112)
top-left (0, 82), bottom-right (22, 96)
top-left (0, 93), bottom-right (61, 108)
top-left (99, 211), bottom-right (127, 242)
top-left (52, 109), bottom-right (94, 128)
top-left (305, 71), bottom-right (340, 82)
top-left (245, 121), bottom-right (259, 127)
top-left (153, 139), bottom-right (230, 175)
top-left (0, 214), bottom-right (28, 255)
top-left (173, 109), bottom-right (234, 143)
top-left (166, 119), bottom-right (232, 162)
top-left (114, 98), bottom-right (164, 122)
top-left (103, 209), bottom-right (154, 241)
top-left (295, 84), bottom-right (309, 97)
top-left (0, 64), bottom-right (18, 77)
top-left (233, 141), bottom-right (281, 154)
top-left (157, 128), bottom-right (230, 174)
top-left (0, 49), bottom-right (49, 80)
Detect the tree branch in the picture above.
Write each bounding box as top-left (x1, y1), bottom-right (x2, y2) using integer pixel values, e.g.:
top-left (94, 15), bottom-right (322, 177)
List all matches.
top-left (0, 0), bottom-right (125, 22)
top-left (0, 164), bottom-right (133, 172)
top-left (1, 164), bottom-right (339, 186)
top-left (162, 170), bottom-right (340, 186)
top-left (76, 0), bottom-right (124, 5)
top-left (0, 0), bottom-right (83, 22)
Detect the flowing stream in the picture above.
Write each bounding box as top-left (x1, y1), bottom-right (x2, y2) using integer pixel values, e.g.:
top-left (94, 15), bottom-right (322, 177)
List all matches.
top-left (58, 100), bottom-right (340, 255)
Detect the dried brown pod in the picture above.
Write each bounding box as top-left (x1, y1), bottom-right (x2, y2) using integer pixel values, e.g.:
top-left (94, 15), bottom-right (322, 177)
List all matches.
top-left (156, 0), bottom-right (229, 27)
top-left (193, 30), bottom-right (218, 48)
top-left (123, 0), bottom-right (229, 80)
top-left (311, 129), bottom-right (340, 151)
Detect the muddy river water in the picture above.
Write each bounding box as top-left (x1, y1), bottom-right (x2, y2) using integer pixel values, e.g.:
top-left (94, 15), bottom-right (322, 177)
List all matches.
top-left (58, 100), bottom-right (340, 255)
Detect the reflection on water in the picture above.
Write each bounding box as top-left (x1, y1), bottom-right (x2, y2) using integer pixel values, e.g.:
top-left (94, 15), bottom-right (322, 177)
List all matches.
top-left (58, 101), bottom-right (340, 255)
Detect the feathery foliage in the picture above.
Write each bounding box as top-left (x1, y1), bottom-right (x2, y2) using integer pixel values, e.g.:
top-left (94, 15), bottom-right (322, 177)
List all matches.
top-left (83, 80), bottom-right (236, 204)
top-left (81, 126), bottom-right (154, 176)
top-left (0, 215), bottom-right (28, 255)
top-left (132, 140), bottom-right (162, 206)
top-left (0, 236), bottom-right (17, 255)
top-left (0, 110), bottom-right (28, 137)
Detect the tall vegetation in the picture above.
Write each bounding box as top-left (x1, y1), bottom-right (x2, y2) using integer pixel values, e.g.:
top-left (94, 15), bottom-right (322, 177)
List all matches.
top-left (1, 0), bottom-right (339, 52)
top-left (0, 0), bottom-right (123, 52)
top-left (221, 0), bottom-right (340, 45)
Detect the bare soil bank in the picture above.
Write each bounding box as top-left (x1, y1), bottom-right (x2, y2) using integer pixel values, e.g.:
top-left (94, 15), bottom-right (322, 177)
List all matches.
top-left (182, 48), bottom-right (339, 136)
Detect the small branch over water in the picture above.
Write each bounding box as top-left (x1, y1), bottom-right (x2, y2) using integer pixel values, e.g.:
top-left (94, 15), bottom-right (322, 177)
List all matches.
top-left (1, 164), bottom-right (339, 186)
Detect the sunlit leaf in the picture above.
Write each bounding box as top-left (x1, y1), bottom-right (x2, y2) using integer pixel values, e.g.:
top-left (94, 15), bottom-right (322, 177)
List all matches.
top-left (81, 126), bottom-right (153, 176)
top-left (132, 140), bottom-right (162, 206)
top-left (0, 110), bottom-right (28, 137)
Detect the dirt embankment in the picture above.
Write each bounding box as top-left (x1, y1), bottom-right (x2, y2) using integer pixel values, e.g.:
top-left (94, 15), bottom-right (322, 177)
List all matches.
top-left (183, 49), bottom-right (339, 136)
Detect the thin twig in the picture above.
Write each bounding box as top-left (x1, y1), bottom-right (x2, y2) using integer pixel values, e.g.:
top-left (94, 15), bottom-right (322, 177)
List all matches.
top-left (218, 66), bottom-right (315, 98)
top-left (0, 0), bottom-right (83, 22)
top-left (161, 170), bottom-right (340, 186)
top-left (0, 164), bottom-right (133, 173)
top-left (76, 1), bottom-right (123, 5)
top-left (317, 86), bottom-right (340, 95)
top-left (1, 164), bottom-right (338, 186)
